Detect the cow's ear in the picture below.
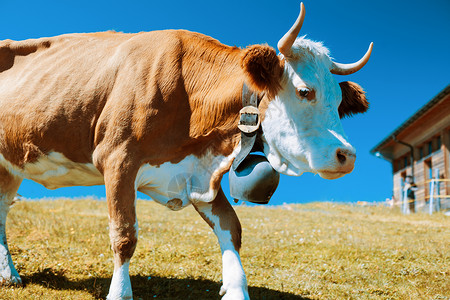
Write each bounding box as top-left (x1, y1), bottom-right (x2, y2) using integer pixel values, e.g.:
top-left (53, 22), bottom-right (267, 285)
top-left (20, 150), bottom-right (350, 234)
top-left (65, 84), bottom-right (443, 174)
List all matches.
top-left (338, 81), bottom-right (369, 118)
top-left (241, 45), bottom-right (284, 99)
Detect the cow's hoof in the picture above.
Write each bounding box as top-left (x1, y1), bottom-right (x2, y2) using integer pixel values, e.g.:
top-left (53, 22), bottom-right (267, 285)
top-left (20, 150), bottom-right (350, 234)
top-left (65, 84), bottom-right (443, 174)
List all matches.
top-left (0, 274), bottom-right (22, 286)
top-left (106, 293), bottom-right (132, 300)
top-left (220, 286), bottom-right (250, 300)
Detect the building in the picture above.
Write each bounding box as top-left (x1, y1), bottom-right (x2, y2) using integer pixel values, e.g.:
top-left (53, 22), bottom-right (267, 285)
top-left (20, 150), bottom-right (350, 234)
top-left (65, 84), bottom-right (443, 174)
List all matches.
top-left (370, 84), bottom-right (450, 212)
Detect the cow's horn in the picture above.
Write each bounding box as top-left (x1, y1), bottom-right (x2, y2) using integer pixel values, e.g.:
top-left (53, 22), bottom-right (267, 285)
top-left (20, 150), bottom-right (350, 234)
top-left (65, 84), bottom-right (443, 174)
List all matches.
top-left (330, 42), bottom-right (374, 75)
top-left (278, 2), bottom-right (305, 57)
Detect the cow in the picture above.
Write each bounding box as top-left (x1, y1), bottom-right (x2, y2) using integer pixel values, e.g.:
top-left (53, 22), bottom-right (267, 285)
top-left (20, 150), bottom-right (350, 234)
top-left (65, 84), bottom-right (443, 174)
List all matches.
top-left (0, 3), bottom-right (371, 299)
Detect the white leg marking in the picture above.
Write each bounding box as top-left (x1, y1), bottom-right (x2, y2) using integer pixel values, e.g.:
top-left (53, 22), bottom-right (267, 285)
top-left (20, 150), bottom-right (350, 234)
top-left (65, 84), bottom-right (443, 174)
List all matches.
top-left (197, 201), bottom-right (249, 300)
top-left (0, 179), bottom-right (22, 285)
top-left (220, 249), bottom-right (249, 300)
top-left (0, 227), bottom-right (21, 286)
top-left (107, 261), bottom-right (133, 300)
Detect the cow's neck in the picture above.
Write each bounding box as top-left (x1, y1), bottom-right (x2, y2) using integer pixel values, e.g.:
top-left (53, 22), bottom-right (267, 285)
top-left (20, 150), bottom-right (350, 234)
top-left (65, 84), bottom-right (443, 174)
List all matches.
top-left (179, 35), bottom-right (248, 159)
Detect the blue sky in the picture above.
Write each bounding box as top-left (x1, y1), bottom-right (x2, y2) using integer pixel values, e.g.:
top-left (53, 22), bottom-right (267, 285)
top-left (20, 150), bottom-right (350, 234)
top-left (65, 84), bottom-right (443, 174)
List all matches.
top-left (1, 0), bottom-right (449, 205)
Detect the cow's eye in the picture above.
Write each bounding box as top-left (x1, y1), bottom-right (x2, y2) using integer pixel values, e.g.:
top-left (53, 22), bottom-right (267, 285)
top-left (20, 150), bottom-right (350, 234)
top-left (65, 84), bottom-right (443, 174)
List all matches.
top-left (296, 87), bottom-right (314, 100)
top-left (298, 88), bottom-right (309, 97)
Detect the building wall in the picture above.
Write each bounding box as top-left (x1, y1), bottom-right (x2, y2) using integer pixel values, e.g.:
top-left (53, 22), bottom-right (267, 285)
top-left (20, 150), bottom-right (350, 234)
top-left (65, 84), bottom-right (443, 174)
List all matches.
top-left (392, 127), bottom-right (450, 212)
top-left (373, 87), bottom-right (450, 212)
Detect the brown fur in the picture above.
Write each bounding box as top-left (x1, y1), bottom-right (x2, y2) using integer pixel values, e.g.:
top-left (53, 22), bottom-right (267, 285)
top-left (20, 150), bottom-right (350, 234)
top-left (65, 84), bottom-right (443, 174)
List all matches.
top-left (0, 32), bottom-right (125, 167)
top-left (193, 188), bottom-right (242, 251)
top-left (338, 81), bottom-right (369, 118)
top-left (212, 189), bottom-right (242, 251)
top-left (0, 31), bottom-right (283, 171)
top-left (103, 147), bottom-right (140, 265)
top-left (241, 45), bottom-right (284, 99)
top-left (0, 166), bottom-right (22, 197)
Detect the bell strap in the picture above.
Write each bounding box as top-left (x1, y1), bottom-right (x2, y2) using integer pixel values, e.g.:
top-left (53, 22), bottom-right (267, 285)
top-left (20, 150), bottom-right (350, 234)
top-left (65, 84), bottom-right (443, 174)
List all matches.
top-left (232, 84), bottom-right (261, 171)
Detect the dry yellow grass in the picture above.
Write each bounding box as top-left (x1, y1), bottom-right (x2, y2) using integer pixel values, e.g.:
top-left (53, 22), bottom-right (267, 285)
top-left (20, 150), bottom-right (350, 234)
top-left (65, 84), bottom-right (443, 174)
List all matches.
top-left (1, 199), bottom-right (449, 299)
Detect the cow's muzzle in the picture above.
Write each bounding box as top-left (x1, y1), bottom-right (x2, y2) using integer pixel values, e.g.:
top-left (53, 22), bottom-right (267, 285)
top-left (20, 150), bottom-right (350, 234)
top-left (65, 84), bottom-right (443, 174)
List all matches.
top-left (318, 147), bottom-right (356, 179)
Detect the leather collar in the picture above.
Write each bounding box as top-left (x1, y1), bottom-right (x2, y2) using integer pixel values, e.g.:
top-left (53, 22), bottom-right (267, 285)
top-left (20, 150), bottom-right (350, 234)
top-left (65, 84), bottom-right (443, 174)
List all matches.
top-left (232, 84), bottom-right (263, 171)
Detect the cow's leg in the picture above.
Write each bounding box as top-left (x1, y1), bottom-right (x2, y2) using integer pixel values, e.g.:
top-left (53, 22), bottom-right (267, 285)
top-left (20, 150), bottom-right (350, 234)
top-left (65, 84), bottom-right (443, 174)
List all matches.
top-left (101, 152), bottom-right (139, 300)
top-left (0, 166), bottom-right (22, 285)
top-left (193, 188), bottom-right (249, 300)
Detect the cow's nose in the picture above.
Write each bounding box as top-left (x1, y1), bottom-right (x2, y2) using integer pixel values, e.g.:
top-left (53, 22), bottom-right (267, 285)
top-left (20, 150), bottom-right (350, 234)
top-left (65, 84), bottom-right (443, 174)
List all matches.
top-left (336, 148), bottom-right (356, 172)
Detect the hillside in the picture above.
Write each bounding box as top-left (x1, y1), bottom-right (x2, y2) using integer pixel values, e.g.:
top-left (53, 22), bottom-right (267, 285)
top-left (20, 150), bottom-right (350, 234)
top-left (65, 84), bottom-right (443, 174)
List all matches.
top-left (1, 199), bottom-right (449, 299)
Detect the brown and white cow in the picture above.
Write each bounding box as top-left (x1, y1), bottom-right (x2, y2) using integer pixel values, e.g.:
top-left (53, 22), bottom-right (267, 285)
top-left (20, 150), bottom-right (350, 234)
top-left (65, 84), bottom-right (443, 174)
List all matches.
top-left (0, 3), bottom-right (371, 299)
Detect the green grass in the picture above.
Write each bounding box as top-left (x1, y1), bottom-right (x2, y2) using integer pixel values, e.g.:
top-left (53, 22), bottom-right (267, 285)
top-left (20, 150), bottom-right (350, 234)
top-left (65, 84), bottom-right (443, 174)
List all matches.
top-left (1, 199), bottom-right (449, 299)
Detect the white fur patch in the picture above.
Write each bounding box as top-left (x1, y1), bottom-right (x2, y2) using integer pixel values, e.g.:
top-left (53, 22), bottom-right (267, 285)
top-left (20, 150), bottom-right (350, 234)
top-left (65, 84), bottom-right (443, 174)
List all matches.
top-left (0, 144), bottom-right (239, 208)
top-left (262, 36), bottom-right (356, 178)
top-left (0, 242), bottom-right (21, 285)
top-left (220, 249), bottom-right (249, 300)
top-left (107, 261), bottom-right (132, 300)
top-left (0, 188), bottom-right (22, 285)
top-left (135, 146), bottom-right (240, 208)
top-left (0, 152), bottom-right (103, 189)
top-left (282, 36), bottom-right (332, 68)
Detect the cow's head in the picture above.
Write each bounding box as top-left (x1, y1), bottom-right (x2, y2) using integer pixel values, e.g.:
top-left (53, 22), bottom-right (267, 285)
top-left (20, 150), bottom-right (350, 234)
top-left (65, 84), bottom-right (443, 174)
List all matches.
top-left (241, 3), bottom-right (371, 179)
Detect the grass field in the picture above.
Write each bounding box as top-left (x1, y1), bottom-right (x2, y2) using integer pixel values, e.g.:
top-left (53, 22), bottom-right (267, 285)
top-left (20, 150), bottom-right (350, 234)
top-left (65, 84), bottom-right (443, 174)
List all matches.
top-left (1, 198), bottom-right (449, 299)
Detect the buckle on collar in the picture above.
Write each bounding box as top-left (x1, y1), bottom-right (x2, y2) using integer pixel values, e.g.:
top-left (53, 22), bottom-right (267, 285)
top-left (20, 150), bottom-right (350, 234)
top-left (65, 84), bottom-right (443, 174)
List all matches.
top-left (238, 106), bottom-right (260, 133)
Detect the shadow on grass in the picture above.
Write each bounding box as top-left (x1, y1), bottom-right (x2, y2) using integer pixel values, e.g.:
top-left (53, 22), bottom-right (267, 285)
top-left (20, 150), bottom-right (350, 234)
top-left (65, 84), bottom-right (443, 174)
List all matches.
top-left (21, 268), bottom-right (310, 299)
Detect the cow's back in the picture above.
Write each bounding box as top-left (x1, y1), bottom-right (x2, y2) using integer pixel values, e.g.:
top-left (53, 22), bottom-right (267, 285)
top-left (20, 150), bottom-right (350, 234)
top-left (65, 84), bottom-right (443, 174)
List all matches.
top-left (0, 30), bottom-right (244, 180)
top-left (0, 32), bottom-right (133, 166)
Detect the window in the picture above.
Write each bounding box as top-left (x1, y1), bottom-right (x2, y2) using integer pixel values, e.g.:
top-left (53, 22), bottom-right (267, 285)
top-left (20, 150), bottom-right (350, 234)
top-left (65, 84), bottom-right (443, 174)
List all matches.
top-left (395, 155), bottom-right (410, 171)
top-left (437, 135), bottom-right (441, 150)
top-left (424, 158), bottom-right (432, 197)
top-left (394, 157), bottom-right (403, 172)
top-left (421, 136), bottom-right (442, 158)
top-left (397, 158), bottom-right (403, 171)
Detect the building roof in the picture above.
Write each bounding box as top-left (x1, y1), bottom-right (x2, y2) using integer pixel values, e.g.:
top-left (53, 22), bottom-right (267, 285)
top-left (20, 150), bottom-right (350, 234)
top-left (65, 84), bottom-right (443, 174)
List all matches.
top-left (370, 84), bottom-right (450, 155)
